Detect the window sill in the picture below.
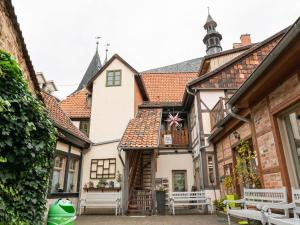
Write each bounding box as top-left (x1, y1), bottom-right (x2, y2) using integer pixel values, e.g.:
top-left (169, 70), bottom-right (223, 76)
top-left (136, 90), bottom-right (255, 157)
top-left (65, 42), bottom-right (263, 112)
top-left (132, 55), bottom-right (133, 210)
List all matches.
top-left (48, 192), bottom-right (79, 199)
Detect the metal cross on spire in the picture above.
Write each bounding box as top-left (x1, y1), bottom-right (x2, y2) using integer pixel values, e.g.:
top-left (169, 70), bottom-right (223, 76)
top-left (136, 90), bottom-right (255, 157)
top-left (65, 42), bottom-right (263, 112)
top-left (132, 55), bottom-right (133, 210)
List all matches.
top-left (105, 43), bottom-right (110, 63)
top-left (95, 36), bottom-right (101, 51)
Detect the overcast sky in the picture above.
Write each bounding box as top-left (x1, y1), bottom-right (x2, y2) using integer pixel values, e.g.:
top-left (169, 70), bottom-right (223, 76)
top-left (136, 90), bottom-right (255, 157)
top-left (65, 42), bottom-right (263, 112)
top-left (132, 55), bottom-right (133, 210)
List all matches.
top-left (12, 0), bottom-right (300, 99)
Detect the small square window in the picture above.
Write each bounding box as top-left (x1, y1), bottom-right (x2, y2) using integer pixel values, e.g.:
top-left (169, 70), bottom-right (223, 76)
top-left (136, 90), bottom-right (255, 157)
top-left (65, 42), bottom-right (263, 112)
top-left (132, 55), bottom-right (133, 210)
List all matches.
top-left (106, 70), bottom-right (122, 87)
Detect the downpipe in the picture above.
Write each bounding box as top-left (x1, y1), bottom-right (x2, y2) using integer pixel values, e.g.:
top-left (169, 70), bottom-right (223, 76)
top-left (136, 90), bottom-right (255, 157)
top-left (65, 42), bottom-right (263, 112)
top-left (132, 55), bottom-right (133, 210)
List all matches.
top-left (227, 104), bottom-right (250, 123)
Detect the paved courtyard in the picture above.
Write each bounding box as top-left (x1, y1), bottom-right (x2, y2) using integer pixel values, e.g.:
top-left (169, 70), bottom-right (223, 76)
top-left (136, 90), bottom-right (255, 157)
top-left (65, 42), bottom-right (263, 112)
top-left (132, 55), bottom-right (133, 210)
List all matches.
top-left (76, 214), bottom-right (230, 225)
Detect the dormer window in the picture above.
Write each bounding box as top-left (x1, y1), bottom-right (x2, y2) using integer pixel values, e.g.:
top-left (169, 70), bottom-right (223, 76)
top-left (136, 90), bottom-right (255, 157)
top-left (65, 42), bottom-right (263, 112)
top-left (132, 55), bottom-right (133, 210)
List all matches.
top-left (106, 70), bottom-right (122, 87)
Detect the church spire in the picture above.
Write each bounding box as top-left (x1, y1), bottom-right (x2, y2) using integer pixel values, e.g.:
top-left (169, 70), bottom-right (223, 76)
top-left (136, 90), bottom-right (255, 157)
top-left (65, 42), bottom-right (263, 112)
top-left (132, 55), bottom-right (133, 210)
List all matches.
top-left (76, 38), bottom-right (102, 91)
top-left (203, 9), bottom-right (222, 55)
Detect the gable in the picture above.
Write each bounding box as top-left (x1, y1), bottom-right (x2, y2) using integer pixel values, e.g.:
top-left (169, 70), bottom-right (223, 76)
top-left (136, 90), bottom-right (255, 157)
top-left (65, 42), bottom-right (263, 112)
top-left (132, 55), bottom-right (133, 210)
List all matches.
top-left (189, 28), bottom-right (288, 89)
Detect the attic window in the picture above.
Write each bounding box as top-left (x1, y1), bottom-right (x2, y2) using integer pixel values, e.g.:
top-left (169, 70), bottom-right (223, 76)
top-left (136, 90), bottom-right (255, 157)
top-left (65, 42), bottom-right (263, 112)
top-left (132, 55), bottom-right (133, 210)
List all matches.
top-left (106, 70), bottom-right (122, 87)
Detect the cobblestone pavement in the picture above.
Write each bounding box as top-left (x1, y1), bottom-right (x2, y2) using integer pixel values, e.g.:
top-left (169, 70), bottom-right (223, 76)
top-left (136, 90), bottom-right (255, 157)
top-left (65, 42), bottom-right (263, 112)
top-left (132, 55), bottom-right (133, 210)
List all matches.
top-left (76, 214), bottom-right (230, 225)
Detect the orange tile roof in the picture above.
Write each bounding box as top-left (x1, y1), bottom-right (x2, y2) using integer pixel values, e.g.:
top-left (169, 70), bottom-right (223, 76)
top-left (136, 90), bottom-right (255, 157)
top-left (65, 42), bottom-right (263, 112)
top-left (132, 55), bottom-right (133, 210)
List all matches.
top-left (60, 88), bottom-right (91, 119)
top-left (141, 72), bottom-right (198, 102)
top-left (42, 92), bottom-right (90, 143)
top-left (120, 109), bottom-right (162, 149)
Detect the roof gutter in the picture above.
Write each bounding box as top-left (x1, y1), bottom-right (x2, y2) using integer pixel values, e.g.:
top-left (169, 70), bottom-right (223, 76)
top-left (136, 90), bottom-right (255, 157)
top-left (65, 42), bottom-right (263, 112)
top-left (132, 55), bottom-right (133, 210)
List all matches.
top-left (228, 17), bottom-right (300, 107)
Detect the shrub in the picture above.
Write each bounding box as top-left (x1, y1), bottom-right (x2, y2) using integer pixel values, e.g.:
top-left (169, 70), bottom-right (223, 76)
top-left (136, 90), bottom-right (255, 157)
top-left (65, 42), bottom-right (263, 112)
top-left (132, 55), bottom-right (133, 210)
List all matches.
top-left (0, 50), bottom-right (56, 224)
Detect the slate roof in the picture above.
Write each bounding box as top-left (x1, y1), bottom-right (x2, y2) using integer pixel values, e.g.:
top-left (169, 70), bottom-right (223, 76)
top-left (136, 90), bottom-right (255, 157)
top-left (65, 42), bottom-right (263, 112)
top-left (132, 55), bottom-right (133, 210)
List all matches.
top-left (141, 72), bottom-right (198, 102)
top-left (42, 92), bottom-right (90, 143)
top-left (76, 49), bottom-right (102, 91)
top-left (143, 57), bottom-right (203, 73)
top-left (60, 88), bottom-right (91, 119)
top-left (119, 109), bottom-right (162, 149)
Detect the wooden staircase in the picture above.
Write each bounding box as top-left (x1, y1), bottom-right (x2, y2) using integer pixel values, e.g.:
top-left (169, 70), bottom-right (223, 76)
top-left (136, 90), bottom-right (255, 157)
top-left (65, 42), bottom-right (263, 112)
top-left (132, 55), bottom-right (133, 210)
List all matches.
top-left (127, 151), bottom-right (153, 215)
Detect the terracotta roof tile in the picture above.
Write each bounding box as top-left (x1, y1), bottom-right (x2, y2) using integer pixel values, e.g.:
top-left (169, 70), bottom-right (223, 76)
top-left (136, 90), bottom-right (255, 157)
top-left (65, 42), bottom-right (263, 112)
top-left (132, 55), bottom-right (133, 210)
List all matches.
top-left (42, 92), bottom-right (90, 143)
top-left (141, 72), bottom-right (198, 102)
top-left (60, 89), bottom-right (91, 119)
top-left (120, 109), bottom-right (162, 149)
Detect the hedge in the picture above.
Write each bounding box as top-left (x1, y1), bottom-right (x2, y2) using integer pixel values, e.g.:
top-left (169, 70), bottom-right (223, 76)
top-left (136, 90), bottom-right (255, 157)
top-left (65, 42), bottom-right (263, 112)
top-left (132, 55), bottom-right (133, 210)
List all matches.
top-left (0, 50), bottom-right (56, 224)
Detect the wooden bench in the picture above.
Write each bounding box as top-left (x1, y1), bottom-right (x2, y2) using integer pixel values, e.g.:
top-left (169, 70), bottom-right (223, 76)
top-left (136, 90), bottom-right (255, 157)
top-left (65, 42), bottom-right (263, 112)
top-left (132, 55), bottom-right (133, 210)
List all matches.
top-left (79, 192), bottom-right (121, 216)
top-left (169, 191), bottom-right (212, 215)
top-left (224, 187), bottom-right (288, 225)
top-left (263, 188), bottom-right (300, 225)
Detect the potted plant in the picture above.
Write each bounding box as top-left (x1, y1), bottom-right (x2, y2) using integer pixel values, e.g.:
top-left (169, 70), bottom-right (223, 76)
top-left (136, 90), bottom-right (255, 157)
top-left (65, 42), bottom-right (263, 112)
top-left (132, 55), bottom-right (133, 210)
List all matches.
top-left (109, 180), bottom-right (114, 188)
top-left (97, 178), bottom-right (107, 188)
top-left (156, 185), bottom-right (167, 215)
top-left (115, 171), bottom-right (122, 188)
top-left (88, 181), bottom-right (94, 189)
top-left (213, 197), bottom-right (226, 212)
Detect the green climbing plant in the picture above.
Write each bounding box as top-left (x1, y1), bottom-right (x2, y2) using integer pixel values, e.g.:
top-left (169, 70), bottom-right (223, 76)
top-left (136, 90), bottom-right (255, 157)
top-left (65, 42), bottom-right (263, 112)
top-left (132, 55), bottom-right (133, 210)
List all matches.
top-left (235, 140), bottom-right (261, 188)
top-left (0, 50), bottom-right (57, 224)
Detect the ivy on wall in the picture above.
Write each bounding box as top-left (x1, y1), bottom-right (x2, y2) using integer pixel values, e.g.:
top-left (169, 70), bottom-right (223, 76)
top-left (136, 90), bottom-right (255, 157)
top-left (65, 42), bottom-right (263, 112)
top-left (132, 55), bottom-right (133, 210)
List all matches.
top-left (0, 50), bottom-right (56, 224)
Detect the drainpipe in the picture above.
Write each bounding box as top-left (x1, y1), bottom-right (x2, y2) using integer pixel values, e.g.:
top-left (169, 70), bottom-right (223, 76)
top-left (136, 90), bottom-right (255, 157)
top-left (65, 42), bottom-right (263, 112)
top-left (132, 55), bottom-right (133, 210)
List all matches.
top-left (117, 146), bottom-right (125, 166)
top-left (198, 145), bottom-right (210, 190)
top-left (186, 86), bottom-right (197, 96)
top-left (227, 104), bottom-right (250, 123)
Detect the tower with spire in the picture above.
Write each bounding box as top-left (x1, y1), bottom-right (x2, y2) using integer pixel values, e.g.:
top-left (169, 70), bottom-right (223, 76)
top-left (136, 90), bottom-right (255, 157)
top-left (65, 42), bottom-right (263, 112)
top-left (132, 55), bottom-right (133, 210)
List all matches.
top-left (203, 9), bottom-right (222, 55)
top-left (76, 38), bottom-right (102, 91)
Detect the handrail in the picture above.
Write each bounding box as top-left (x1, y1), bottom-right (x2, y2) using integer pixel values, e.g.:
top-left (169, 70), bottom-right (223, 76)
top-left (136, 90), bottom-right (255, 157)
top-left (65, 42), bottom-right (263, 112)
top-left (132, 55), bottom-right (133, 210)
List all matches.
top-left (160, 128), bottom-right (189, 147)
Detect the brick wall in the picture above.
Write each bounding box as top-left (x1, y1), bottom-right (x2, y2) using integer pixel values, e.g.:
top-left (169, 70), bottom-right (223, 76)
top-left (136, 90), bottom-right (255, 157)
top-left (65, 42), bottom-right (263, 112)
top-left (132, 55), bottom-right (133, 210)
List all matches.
top-left (0, 1), bottom-right (37, 95)
top-left (249, 74), bottom-right (300, 188)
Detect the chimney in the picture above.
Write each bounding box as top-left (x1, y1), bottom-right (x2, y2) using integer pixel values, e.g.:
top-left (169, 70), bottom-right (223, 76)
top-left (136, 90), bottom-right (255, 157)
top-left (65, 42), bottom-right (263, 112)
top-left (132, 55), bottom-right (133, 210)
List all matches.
top-left (233, 34), bottom-right (252, 48)
top-left (240, 34), bottom-right (251, 46)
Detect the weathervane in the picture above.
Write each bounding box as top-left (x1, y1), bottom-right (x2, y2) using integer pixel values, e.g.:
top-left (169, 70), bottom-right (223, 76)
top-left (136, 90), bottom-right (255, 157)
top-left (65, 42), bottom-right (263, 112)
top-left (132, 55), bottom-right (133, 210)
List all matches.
top-left (105, 43), bottom-right (110, 63)
top-left (95, 36), bottom-right (101, 50)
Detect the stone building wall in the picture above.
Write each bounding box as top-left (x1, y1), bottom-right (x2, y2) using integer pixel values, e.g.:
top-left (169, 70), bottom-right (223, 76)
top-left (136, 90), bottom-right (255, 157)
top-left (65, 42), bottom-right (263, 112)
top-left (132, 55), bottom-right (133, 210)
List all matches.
top-left (0, 1), bottom-right (38, 95)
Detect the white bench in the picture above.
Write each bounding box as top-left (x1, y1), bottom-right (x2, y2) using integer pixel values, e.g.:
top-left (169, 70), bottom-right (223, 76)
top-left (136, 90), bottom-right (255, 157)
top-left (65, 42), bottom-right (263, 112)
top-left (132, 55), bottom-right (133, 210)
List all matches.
top-left (224, 187), bottom-right (288, 225)
top-left (169, 191), bottom-right (212, 215)
top-left (263, 188), bottom-right (300, 225)
top-left (79, 192), bottom-right (121, 216)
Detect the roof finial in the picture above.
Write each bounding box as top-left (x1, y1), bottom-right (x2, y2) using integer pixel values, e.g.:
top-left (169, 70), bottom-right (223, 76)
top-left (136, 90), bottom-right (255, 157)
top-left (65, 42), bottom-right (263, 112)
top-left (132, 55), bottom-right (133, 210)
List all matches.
top-left (105, 43), bottom-right (110, 63)
top-left (207, 6), bottom-right (210, 15)
top-left (95, 36), bottom-right (101, 51)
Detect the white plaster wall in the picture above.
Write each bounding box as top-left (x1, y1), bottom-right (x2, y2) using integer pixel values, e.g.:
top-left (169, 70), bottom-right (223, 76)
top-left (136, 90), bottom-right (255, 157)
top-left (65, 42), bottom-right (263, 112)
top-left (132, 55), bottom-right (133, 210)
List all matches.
top-left (199, 90), bottom-right (225, 146)
top-left (156, 154), bottom-right (194, 192)
top-left (72, 120), bottom-right (80, 129)
top-left (71, 146), bottom-right (81, 156)
top-left (80, 142), bottom-right (123, 198)
top-left (56, 141), bottom-right (69, 153)
top-left (89, 58), bottom-right (135, 143)
top-left (199, 90), bottom-right (225, 110)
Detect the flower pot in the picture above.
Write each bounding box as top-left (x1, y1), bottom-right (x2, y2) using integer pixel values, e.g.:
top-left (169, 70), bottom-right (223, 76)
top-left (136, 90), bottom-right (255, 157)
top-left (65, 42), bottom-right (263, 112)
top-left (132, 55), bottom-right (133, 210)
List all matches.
top-left (226, 194), bottom-right (237, 209)
top-left (156, 191), bottom-right (166, 215)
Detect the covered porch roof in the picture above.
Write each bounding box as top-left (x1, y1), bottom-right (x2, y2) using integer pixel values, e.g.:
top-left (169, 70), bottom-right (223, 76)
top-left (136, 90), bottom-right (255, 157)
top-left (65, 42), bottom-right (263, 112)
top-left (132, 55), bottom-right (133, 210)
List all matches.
top-left (119, 109), bottom-right (162, 150)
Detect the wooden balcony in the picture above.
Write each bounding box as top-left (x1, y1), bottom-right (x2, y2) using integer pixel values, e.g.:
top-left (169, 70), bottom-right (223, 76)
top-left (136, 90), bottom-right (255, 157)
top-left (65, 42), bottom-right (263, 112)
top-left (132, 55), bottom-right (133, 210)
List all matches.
top-left (210, 97), bottom-right (229, 130)
top-left (159, 128), bottom-right (189, 148)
